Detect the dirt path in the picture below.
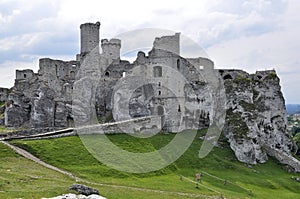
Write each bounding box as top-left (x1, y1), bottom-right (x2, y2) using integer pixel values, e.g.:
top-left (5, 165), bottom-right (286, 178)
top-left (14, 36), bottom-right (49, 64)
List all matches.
top-left (1, 141), bottom-right (77, 179)
top-left (1, 141), bottom-right (218, 199)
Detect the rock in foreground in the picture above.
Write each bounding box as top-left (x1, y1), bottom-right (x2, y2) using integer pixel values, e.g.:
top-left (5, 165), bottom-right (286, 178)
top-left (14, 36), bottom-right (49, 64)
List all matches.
top-left (70, 184), bottom-right (99, 196)
top-left (42, 193), bottom-right (106, 199)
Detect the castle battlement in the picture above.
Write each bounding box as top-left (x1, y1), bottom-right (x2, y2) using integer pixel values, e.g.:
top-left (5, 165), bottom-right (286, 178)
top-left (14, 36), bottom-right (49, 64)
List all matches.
top-left (153, 33), bottom-right (180, 55)
top-left (101, 38), bottom-right (121, 46)
top-left (101, 38), bottom-right (121, 61)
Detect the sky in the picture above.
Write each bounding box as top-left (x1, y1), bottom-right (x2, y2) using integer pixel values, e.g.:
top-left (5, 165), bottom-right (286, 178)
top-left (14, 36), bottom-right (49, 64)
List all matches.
top-left (0, 0), bottom-right (299, 103)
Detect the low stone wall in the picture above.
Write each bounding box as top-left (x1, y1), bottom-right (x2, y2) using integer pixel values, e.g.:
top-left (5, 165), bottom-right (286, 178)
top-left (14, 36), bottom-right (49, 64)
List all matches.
top-left (76, 116), bottom-right (162, 135)
top-left (0, 127), bottom-right (63, 140)
top-left (0, 116), bottom-right (162, 141)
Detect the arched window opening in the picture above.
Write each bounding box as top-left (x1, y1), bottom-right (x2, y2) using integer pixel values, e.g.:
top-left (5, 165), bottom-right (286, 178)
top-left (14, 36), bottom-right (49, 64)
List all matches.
top-left (158, 90), bottom-right (161, 96)
top-left (157, 106), bottom-right (164, 116)
top-left (70, 71), bottom-right (75, 79)
top-left (24, 74), bottom-right (27, 78)
top-left (153, 66), bottom-right (162, 77)
top-left (178, 105), bottom-right (181, 112)
top-left (105, 71), bottom-right (110, 77)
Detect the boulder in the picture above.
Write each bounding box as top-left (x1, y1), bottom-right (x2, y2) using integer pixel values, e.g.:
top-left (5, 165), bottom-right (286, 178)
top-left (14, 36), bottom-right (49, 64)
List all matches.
top-left (42, 193), bottom-right (106, 199)
top-left (70, 184), bottom-right (99, 196)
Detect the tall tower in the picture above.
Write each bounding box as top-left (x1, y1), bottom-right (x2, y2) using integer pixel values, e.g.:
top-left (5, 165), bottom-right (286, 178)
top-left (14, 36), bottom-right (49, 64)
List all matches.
top-left (101, 38), bottom-right (121, 61)
top-left (80, 22), bottom-right (100, 55)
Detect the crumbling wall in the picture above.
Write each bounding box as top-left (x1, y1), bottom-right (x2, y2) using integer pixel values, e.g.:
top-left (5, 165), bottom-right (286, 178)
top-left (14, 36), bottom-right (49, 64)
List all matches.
top-left (16, 69), bottom-right (34, 80)
top-left (153, 33), bottom-right (180, 55)
top-left (186, 57), bottom-right (214, 71)
top-left (0, 88), bottom-right (8, 102)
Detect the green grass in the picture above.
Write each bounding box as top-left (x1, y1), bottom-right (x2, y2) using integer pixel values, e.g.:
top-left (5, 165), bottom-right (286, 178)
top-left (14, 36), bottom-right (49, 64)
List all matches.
top-left (6, 129), bottom-right (300, 199)
top-left (0, 142), bottom-right (75, 199)
top-left (0, 125), bottom-right (28, 134)
top-left (0, 126), bottom-right (11, 134)
top-left (0, 101), bottom-right (5, 107)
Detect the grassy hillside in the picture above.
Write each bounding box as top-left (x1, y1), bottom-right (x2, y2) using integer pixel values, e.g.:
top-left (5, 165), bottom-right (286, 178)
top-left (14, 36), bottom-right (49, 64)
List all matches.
top-left (7, 129), bottom-right (300, 199)
top-left (0, 142), bottom-right (74, 199)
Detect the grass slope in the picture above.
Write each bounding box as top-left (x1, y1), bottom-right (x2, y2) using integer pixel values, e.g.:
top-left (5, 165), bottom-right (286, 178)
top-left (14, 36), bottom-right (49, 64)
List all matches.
top-left (0, 142), bottom-right (74, 199)
top-left (8, 129), bottom-right (300, 199)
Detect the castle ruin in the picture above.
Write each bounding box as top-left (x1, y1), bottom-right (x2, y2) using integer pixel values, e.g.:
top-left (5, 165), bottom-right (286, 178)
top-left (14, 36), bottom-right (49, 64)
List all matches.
top-left (0, 22), bottom-right (299, 170)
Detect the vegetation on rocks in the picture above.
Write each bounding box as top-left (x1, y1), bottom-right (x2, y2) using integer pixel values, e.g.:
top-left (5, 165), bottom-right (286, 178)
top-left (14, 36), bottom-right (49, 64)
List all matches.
top-left (0, 101), bottom-right (5, 107)
top-left (226, 109), bottom-right (249, 138)
top-left (233, 76), bottom-right (252, 87)
top-left (239, 100), bottom-right (256, 112)
top-left (265, 72), bottom-right (278, 81)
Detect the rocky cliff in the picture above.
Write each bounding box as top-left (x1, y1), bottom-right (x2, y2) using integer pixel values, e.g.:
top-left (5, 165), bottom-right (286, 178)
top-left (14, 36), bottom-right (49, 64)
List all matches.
top-left (220, 69), bottom-right (300, 172)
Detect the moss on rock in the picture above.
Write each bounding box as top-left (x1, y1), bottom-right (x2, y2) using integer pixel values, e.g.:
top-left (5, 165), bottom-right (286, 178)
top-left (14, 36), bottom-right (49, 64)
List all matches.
top-left (226, 108), bottom-right (249, 138)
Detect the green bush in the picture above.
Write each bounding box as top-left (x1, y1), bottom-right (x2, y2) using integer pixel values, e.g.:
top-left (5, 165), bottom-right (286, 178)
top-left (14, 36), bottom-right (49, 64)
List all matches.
top-left (265, 72), bottom-right (278, 80)
top-left (226, 108), bottom-right (249, 138)
top-left (239, 100), bottom-right (256, 112)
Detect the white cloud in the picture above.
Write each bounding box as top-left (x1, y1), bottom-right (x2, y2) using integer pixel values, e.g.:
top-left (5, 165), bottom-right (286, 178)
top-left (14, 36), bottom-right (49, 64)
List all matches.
top-left (0, 60), bottom-right (39, 88)
top-left (206, 0), bottom-right (300, 103)
top-left (0, 32), bottom-right (48, 51)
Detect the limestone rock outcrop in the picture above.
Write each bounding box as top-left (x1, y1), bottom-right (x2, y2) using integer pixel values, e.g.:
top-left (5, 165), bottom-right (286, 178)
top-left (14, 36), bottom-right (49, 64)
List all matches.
top-left (5, 91), bottom-right (31, 127)
top-left (221, 70), bottom-right (300, 171)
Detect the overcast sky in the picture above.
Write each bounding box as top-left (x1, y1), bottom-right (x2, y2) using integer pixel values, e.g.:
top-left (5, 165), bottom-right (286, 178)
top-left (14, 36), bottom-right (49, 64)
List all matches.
top-left (0, 0), bottom-right (299, 103)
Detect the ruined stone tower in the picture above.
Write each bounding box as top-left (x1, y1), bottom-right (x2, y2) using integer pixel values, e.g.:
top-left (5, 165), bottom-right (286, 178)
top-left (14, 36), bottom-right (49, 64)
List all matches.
top-left (101, 38), bottom-right (121, 61)
top-left (80, 22), bottom-right (101, 55)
